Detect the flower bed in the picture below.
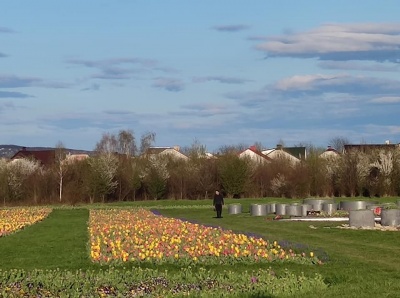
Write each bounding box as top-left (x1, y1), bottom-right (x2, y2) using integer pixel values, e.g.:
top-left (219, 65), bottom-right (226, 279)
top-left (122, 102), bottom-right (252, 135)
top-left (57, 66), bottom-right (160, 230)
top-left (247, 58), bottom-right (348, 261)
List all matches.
top-left (0, 267), bottom-right (327, 297)
top-left (0, 208), bottom-right (52, 237)
top-left (89, 208), bottom-right (321, 265)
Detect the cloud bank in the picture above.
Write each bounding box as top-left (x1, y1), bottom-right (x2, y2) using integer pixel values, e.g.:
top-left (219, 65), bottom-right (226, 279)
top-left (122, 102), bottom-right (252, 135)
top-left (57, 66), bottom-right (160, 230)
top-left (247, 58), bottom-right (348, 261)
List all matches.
top-left (256, 23), bottom-right (400, 63)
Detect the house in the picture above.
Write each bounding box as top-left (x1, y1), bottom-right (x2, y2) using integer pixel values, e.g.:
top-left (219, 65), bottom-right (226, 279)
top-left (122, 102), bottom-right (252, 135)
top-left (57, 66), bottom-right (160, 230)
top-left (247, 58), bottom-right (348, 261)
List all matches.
top-left (262, 144), bottom-right (306, 164)
top-left (145, 146), bottom-right (189, 160)
top-left (64, 153), bottom-right (90, 163)
top-left (238, 146), bottom-right (272, 163)
top-left (320, 146), bottom-right (340, 159)
top-left (9, 148), bottom-right (55, 166)
top-left (343, 142), bottom-right (400, 154)
top-left (204, 152), bottom-right (216, 159)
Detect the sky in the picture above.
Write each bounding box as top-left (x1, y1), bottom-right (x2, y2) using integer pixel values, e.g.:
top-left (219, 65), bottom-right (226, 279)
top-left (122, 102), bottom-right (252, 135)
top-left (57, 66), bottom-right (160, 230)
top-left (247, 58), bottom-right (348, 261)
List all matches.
top-left (1, 1), bottom-right (400, 152)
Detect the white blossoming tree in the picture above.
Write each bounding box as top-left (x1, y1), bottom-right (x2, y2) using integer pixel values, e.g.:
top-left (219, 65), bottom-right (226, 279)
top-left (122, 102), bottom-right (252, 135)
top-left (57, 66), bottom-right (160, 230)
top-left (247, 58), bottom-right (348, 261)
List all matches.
top-left (270, 173), bottom-right (287, 197)
top-left (0, 159), bottom-right (9, 205)
top-left (370, 150), bottom-right (395, 196)
top-left (87, 154), bottom-right (118, 203)
top-left (6, 158), bottom-right (42, 202)
top-left (141, 156), bottom-right (170, 200)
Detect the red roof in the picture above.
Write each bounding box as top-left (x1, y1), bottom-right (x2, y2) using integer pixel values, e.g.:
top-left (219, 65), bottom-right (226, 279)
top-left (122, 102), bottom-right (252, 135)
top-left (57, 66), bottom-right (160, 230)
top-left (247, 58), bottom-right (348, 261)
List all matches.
top-left (10, 149), bottom-right (55, 166)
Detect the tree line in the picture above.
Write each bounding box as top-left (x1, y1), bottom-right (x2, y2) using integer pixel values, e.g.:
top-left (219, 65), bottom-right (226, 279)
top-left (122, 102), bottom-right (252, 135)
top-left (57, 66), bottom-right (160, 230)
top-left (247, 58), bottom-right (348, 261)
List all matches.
top-left (1, 130), bottom-right (399, 206)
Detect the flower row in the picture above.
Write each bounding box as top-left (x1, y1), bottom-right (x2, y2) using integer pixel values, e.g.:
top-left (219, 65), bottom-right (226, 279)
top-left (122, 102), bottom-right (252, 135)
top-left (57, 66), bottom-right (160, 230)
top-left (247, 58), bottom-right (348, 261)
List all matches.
top-left (89, 208), bottom-right (320, 265)
top-left (0, 267), bottom-right (327, 297)
top-left (0, 208), bottom-right (52, 237)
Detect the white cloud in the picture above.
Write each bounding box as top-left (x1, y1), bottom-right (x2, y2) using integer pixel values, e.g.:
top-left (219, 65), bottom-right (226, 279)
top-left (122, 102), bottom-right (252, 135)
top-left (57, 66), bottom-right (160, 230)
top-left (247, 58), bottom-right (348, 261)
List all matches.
top-left (271, 73), bottom-right (400, 95)
top-left (274, 74), bottom-right (343, 91)
top-left (256, 23), bottom-right (400, 62)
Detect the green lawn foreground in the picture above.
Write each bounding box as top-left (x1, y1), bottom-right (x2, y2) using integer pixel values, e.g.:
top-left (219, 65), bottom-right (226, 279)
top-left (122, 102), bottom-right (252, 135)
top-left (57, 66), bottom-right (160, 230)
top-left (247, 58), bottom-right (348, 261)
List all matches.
top-left (1, 200), bottom-right (400, 297)
top-left (0, 208), bottom-right (90, 270)
top-left (159, 206), bottom-right (400, 298)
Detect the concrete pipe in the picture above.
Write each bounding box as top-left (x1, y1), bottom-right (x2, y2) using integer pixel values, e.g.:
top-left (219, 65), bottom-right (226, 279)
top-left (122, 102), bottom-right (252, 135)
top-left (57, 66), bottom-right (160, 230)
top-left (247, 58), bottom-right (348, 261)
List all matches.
top-left (228, 204), bottom-right (242, 215)
top-left (275, 203), bottom-right (288, 216)
top-left (340, 200), bottom-right (377, 211)
top-left (380, 209), bottom-right (400, 226)
top-left (267, 203), bottom-right (276, 214)
top-left (250, 204), bottom-right (267, 216)
top-left (301, 204), bottom-right (313, 217)
top-left (303, 198), bottom-right (334, 211)
top-left (349, 210), bottom-right (375, 228)
top-left (322, 203), bottom-right (338, 216)
top-left (286, 204), bottom-right (302, 217)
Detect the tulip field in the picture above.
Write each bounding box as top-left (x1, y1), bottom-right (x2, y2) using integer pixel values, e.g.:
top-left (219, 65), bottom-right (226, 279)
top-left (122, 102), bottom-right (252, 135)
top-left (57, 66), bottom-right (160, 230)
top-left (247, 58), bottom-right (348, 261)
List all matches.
top-left (89, 208), bottom-right (321, 265)
top-left (0, 207), bottom-right (52, 237)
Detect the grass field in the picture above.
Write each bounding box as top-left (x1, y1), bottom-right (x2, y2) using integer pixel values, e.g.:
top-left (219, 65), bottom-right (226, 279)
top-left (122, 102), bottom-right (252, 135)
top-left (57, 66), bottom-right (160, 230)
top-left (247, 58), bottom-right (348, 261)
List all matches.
top-left (0, 197), bottom-right (399, 297)
top-left (160, 202), bottom-right (400, 297)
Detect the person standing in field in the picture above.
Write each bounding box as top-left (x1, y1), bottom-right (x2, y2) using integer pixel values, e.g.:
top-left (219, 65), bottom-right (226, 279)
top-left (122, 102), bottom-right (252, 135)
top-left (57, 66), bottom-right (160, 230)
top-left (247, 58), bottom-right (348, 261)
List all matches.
top-left (213, 190), bottom-right (224, 218)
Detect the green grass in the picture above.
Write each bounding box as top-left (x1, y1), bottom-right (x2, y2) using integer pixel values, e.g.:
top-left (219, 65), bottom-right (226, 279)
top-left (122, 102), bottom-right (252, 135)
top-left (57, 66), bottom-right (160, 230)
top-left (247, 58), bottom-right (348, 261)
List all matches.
top-left (0, 208), bottom-right (91, 270)
top-left (159, 206), bottom-right (400, 298)
top-left (1, 198), bottom-right (400, 297)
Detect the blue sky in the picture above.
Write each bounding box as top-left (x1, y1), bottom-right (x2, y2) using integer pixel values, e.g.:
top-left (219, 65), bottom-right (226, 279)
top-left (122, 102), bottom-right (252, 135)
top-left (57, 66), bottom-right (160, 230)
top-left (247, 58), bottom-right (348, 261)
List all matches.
top-left (1, 1), bottom-right (400, 152)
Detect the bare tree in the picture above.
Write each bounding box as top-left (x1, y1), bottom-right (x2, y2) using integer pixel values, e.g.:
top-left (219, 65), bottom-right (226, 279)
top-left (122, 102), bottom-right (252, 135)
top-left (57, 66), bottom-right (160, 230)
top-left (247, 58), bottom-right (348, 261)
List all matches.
top-left (130, 159), bottom-right (143, 201)
top-left (118, 129), bottom-right (137, 157)
top-left (338, 151), bottom-right (369, 197)
top-left (139, 131), bottom-right (156, 155)
top-left (95, 132), bottom-right (118, 154)
top-left (329, 136), bottom-right (350, 154)
top-left (95, 130), bottom-right (137, 156)
top-left (252, 141), bottom-right (264, 152)
top-left (217, 143), bottom-right (248, 155)
top-left (181, 138), bottom-right (207, 159)
top-left (55, 141), bottom-right (67, 202)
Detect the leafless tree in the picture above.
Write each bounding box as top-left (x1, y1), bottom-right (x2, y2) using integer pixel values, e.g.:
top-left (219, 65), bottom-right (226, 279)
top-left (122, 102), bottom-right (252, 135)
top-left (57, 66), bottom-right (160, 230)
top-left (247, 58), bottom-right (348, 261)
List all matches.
top-left (217, 143), bottom-right (248, 155)
top-left (329, 136), bottom-right (350, 154)
top-left (55, 141), bottom-right (67, 202)
top-left (139, 131), bottom-right (156, 155)
top-left (252, 141), bottom-right (264, 152)
top-left (96, 129), bottom-right (139, 157)
top-left (181, 138), bottom-right (207, 158)
top-left (95, 132), bottom-right (118, 154)
top-left (117, 129), bottom-right (137, 157)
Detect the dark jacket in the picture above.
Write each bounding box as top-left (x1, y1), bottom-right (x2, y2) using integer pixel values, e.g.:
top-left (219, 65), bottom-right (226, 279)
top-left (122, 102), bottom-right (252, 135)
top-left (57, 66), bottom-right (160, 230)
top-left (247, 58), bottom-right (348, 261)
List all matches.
top-left (213, 193), bottom-right (224, 205)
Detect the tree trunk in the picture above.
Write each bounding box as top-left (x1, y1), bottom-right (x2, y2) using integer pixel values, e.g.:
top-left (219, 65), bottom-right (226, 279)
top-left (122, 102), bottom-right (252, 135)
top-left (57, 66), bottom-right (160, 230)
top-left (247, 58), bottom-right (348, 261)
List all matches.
top-left (59, 176), bottom-right (63, 202)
